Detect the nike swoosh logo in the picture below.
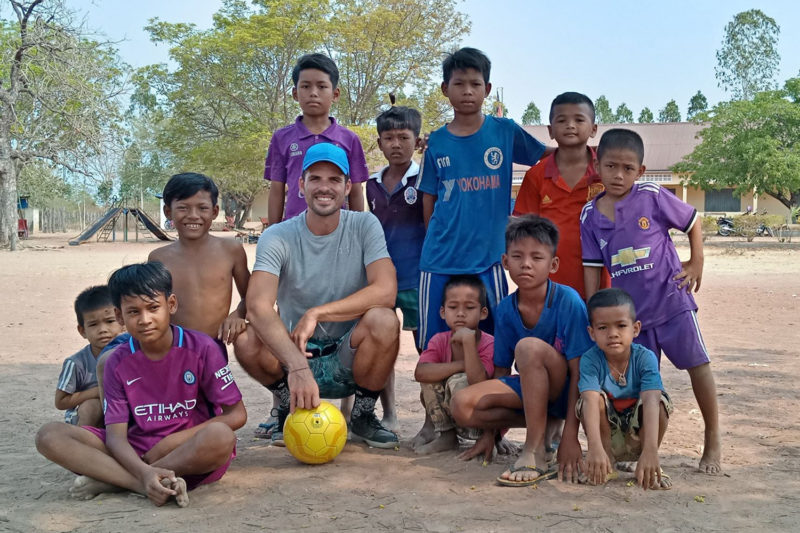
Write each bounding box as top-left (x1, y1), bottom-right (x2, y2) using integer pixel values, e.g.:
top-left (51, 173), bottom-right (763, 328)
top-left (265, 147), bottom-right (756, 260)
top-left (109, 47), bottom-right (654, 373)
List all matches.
top-left (126, 377), bottom-right (142, 385)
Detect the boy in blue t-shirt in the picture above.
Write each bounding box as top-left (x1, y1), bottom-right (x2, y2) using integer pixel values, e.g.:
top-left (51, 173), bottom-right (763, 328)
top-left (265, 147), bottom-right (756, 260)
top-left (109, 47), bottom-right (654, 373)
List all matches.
top-left (451, 216), bottom-right (592, 486)
top-left (417, 47), bottom-right (547, 351)
top-left (578, 288), bottom-right (673, 490)
top-left (366, 105), bottom-right (425, 430)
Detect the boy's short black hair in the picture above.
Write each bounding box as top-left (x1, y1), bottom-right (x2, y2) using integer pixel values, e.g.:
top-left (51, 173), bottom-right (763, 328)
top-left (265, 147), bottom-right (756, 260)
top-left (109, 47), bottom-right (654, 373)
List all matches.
top-left (441, 275), bottom-right (488, 308)
top-left (74, 285), bottom-right (114, 327)
top-left (597, 128), bottom-right (645, 165)
top-left (163, 172), bottom-right (219, 207)
top-left (505, 215), bottom-right (559, 256)
top-left (549, 92), bottom-right (595, 123)
top-left (376, 106), bottom-right (422, 138)
top-left (587, 288), bottom-right (637, 323)
top-left (108, 262), bottom-right (173, 309)
top-left (442, 47), bottom-right (491, 85)
top-left (292, 53), bottom-right (339, 89)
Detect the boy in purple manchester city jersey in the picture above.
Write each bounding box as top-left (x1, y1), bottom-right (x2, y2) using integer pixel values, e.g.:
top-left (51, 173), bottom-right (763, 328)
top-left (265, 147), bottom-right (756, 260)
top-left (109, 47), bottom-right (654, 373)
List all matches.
top-left (580, 128), bottom-right (721, 475)
top-left (36, 262), bottom-right (246, 507)
top-left (264, 53), bottom-right (368, 223)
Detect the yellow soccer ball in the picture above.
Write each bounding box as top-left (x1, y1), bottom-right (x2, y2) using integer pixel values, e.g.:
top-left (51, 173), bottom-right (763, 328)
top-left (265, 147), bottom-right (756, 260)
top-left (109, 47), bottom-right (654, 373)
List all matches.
top-left (283, 401), bottom-right (348, 464)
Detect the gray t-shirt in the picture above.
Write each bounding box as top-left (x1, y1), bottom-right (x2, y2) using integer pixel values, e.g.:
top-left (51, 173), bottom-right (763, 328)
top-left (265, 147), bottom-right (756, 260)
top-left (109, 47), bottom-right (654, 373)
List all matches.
top-left (57, 344), bottom-right (98, 423)
top-left (254, 210), bottom-right (390, 342)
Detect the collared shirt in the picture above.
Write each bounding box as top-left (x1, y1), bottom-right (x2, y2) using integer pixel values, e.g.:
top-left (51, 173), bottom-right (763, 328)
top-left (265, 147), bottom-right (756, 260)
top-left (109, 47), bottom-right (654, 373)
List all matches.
top-left (264, 116), bottom-right (369, 220)
top-left (513, 148), bottom-right (608, 299)
top-left (366, 161), bottom-right (425, 290)
top-left (580, 182), bottom-right (698, 329)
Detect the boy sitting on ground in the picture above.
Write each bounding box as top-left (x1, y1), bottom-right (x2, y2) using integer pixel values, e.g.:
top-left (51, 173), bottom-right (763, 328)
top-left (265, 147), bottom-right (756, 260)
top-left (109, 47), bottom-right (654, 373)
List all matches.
top-left (55, 286), bottom-right (124, 428)
top-left (367, 105), bottom-right (426, 431)
top-left (451, 216), bottom-right (594, 486)
top-left (578, 288), bottom-right (673, 490)
top-left (36, 262), bottom-right (246, 507)
top-left (413, 275), bottom-right (493, 454)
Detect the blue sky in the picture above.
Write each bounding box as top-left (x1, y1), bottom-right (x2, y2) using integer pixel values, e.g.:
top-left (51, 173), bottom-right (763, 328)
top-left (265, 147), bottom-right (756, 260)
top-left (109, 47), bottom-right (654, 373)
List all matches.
top-left (60, 0), bottom-right (800, 121)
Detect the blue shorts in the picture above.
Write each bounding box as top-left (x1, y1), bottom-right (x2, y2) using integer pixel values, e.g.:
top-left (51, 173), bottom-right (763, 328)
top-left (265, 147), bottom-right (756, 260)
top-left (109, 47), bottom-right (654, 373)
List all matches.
top-left (417, 263), bottom-right (508, 350)
top-left (638, 310), bottom-right (710, 370)
top-left (497, 374), bottom-right (570, 420)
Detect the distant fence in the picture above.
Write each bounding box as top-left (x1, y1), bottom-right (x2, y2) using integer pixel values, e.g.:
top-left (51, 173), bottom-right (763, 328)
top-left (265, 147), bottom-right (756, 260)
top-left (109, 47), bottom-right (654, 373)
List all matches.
top-left (38, 206), bottom-right (161, 233)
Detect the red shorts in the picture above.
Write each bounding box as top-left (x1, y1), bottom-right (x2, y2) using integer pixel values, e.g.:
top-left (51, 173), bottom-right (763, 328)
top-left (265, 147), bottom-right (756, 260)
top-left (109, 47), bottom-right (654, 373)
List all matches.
top-left (83, 426), bottom-right (233, 490)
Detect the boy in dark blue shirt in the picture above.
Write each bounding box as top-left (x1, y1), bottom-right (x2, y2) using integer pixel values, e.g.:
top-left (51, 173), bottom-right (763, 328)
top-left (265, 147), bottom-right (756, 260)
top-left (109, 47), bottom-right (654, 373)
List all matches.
top-left (366, 106), bottom-right (425, 430)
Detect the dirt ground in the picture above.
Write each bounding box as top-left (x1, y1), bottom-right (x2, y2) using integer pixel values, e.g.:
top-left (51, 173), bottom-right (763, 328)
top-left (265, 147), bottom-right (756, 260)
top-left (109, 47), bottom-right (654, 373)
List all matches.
top-left (1, 232), bottom-right (798, 532)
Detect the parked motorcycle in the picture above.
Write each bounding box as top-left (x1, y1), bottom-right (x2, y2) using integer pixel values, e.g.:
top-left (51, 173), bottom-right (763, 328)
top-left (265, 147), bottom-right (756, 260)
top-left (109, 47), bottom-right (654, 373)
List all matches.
top-left (716, 213), bottom-right (774, 237)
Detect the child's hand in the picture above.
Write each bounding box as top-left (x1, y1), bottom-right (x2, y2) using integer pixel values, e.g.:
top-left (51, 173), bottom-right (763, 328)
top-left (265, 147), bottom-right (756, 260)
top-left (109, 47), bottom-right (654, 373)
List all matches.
top-left (673, 259), bottom-right (703, 293)
top-left (457, 430), bottom-right (496, 463)
top-left (635, 449), bottom-right (661, 490)
top-left (585, 446), bottom-right (613, 486)
top-left (140, 466), bottom-right (177, 506)
top-left (557, 438), bottom-right (585, 483)
top-left (450, 327), bottom-right (476, 345)
top-left (218, 315), bottom-right (247, 345)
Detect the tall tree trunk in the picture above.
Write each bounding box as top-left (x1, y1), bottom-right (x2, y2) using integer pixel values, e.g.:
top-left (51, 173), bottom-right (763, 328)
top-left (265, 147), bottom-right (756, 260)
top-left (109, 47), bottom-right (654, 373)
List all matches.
top-left (0, 117), bottom-right (19, 251)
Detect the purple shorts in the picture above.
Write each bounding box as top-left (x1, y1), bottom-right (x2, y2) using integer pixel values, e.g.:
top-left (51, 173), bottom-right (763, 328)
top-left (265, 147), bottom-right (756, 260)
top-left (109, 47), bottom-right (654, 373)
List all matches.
top-left (638, 310), bottom-right (710, 370)
top-left (83, 426), bottom-right (233, 490)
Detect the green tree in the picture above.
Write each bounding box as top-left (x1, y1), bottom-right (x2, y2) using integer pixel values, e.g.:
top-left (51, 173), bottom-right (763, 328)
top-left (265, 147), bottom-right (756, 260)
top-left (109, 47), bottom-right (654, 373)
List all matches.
top-left (658, 100), bottom-right (681, 122)
top-left (614, 103), bottom-right (634, 123)
top-left (638, 107), bottom-right (654, 123)
top-left (673, 80), bottom-right (800, 211)
top-left (715, 9), bottom-right (780, 100)
top-left (0, 1), bottom-right (125, 250)
top-left (687, 90), bottom-right (709, 120)
top-left (327, 0), bottom-right (469, 125)
top-left (594, 95), bottom-right (614, 123)
top-left (521, 101), bottom-right (542, 125)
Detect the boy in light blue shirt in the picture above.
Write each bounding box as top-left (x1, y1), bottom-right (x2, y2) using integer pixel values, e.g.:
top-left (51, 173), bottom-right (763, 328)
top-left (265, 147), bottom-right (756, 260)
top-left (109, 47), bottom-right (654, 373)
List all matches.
top-left (577, 288), bottom-right (673, 490)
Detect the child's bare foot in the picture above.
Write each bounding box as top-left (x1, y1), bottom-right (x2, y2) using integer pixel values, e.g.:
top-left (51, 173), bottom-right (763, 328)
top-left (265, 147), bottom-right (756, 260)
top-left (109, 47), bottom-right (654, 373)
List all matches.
top-left (160, 476), bottom-right (189, 507)
top-left (650, 469), bottom-right (672, 490)
top-left (69, 475), bottom-right (121, 500)
top-left (498, 448), bottom-right (551, 483)
top-left (410, 419), bottom-right (435, 449)
top-left (415, 430), bottom-right (457, 454)
top-left (495, 437), bottom-right (520, 456)
top-left (699, 431), bottom-right (722, 474)
top-left (381, 413), bottom-right (399, 432)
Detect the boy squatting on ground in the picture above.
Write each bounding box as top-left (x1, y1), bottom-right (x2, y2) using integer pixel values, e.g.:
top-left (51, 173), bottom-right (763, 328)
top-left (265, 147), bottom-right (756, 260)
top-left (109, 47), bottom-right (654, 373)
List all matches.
top-left (366, 105), bottom-right (426, 431)
top-left (580, 128), bottom-right (721, 474)
top-left (451, 216), bottom-right (595, 486)
top-left (36, 262), bottom-right (246, 507)
top-left (95, 172), bottom-right (250, 409)
top-left (55, 286), bottom-right (124, 428)
top-left (579, 288), bottom-right (673, 490)
top-left (513, 91), bottom-right (610, 299)
top-left (265, 52), bottom-right (368, 224)
top-left (417, 47), bottom-right (547, 358)
top-left (413, 275), bottom-right (494, 454)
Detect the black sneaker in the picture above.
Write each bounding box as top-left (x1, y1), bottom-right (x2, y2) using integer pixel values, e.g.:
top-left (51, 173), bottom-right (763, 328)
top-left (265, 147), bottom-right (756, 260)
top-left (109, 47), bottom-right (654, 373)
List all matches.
top-left (349, 412), bottom-right (399, 449)
top-left (270, 406), bottom-right (289, 447)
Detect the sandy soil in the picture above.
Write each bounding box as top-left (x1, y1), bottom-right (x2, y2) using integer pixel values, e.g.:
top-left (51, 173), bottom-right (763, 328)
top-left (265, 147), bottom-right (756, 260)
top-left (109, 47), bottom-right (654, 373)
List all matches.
top-left (1, 232), bottom-right (798, 532)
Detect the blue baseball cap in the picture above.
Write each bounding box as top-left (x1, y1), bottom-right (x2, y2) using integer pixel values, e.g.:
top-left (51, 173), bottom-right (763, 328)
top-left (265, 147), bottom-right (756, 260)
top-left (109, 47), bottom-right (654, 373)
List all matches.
top-left (302, 143), bottom-right (349, 176)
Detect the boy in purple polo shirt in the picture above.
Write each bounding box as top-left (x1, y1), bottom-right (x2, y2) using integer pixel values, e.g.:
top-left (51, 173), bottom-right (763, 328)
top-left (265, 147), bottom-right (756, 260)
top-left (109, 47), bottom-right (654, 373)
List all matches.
top-left (580, 128), bottom-right (721, 475)
top-left (366, 106), bottom-right (425, 430)
top-left (265, 53), bottom-right (368, 224)
top-left (36, 262), bottom-right (247, 507)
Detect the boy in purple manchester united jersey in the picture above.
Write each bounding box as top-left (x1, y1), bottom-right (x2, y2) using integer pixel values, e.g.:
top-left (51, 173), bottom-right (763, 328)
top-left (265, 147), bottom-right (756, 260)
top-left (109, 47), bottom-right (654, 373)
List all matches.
top-left (36, 262), bottom-right (247, 507)
top-left (580, 128), bottom-right (721, 475)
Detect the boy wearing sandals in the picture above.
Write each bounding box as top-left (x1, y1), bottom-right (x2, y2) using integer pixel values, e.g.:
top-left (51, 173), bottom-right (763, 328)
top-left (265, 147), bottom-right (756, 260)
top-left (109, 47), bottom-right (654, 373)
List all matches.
top-left (578, 288), bottom-right (673, 490)
top-left (451, 216), bottom-right (593, 486)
